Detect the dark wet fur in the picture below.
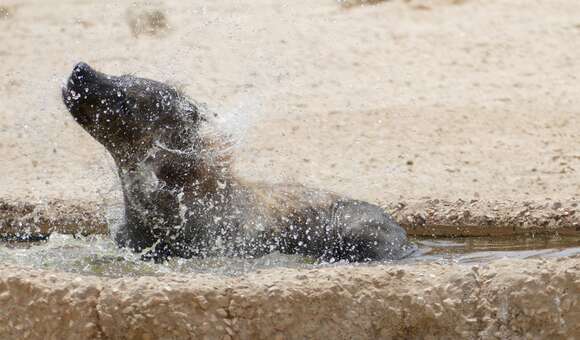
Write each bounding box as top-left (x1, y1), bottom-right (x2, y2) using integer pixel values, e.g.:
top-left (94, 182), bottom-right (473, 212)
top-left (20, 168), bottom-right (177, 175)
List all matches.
top-left (62, 62), bottom-right (414, 263)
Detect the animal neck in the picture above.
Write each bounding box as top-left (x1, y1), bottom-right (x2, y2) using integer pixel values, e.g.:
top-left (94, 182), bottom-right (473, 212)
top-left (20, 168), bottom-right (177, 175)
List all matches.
top-left (116, 141), bottom-right (237, 215)
top-left (156, 153), bottom-right (236, 200)
top-left (114, 147), bottom-right (238, 251)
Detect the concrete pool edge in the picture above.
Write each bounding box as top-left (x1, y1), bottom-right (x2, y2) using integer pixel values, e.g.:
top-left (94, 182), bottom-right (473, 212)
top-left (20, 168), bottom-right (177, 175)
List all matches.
top-left (0, 257), bottom-right (578, 339)
top-left (1, 198), bottom-right (578, 238)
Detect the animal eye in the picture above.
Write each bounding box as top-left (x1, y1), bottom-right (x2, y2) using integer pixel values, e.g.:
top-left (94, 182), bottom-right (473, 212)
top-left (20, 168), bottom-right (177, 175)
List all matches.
top-left (119, 98), bottom-right (135, 115)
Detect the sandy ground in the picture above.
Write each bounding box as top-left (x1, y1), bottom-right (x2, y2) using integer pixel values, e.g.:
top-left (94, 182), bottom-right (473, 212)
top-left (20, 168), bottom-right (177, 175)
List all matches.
top-left (0, 0), bottom-right (578, 210)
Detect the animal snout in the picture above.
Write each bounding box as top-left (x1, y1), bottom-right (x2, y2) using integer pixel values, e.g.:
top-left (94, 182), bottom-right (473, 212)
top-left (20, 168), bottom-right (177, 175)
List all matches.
top-left (71, 62), bottom-right (96, 82)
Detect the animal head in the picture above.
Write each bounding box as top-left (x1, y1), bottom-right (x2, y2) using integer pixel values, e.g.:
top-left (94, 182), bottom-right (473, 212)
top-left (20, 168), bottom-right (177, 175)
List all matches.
top-left (62, 62), bottom-right (204, 165)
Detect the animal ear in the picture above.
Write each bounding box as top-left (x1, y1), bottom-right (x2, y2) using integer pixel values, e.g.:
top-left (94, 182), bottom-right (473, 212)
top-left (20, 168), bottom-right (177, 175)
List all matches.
top-left (177, 98), bottom-right (205, 123)
top-left (158, 123), bottom-right (197, 152)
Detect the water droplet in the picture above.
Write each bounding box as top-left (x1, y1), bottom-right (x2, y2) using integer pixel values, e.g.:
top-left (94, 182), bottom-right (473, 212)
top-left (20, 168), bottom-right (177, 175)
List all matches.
top-left (70, 90), bottom-right (81, 100)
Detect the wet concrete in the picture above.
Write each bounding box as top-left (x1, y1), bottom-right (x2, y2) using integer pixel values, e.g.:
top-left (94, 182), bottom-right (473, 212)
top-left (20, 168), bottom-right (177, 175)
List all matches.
top-left (1, 198), bottom-right (578, 240)
top-left (1, 199), bottom-right (578, 338)
top-left (1, 257), bottom-right (578, 339)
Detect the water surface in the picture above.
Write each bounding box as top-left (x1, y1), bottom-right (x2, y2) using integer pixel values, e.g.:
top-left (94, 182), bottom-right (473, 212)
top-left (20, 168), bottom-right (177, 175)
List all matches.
top-left (1, 233), bottom-right (578, 278)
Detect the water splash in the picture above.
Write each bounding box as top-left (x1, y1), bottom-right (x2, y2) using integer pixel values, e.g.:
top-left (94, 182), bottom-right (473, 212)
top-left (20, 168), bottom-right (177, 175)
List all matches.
top-left (1, 233), bottom-right (578, 278)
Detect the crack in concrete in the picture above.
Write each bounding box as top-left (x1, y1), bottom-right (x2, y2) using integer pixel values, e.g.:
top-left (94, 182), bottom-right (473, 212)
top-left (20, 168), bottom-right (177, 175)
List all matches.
top-left (93, 287), bottom-right (106, 340)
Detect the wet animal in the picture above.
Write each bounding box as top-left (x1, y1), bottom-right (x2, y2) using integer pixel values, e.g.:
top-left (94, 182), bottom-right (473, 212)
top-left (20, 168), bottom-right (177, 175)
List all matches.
top-left (62, 62), bottom-right (414, 262)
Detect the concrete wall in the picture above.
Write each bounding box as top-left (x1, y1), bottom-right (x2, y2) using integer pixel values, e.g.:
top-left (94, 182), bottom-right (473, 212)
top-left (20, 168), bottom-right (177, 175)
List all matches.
top-left (1, 198), bottom-right (578, 239)
top-left (1, 257), bottom-right (578, 339)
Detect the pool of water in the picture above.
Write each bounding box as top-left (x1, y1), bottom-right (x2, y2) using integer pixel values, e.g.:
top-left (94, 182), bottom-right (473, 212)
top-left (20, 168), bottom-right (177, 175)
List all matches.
top-left (1, 233), bottom-right (578, 278)
top-left (404, 234), bottom-right (580, 264)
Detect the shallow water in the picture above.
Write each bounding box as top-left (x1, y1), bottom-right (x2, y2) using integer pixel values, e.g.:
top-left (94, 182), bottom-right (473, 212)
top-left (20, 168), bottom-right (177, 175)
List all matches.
top-left (404, 235), bottom-right (580, 265)
top-left (1, 233), bottom-right (578, 278)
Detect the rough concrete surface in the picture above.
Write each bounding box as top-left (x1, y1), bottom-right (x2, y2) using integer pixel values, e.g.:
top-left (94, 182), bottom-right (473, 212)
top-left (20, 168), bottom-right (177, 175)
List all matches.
top-left (1, 198), bottom-right (578, 239)
top-left (0, 258), bottom-right (578, 339)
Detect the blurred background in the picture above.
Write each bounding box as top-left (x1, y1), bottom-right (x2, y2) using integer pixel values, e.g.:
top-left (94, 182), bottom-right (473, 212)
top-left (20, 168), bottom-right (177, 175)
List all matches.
top-left (0, 0), bottom-right (578, 207)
